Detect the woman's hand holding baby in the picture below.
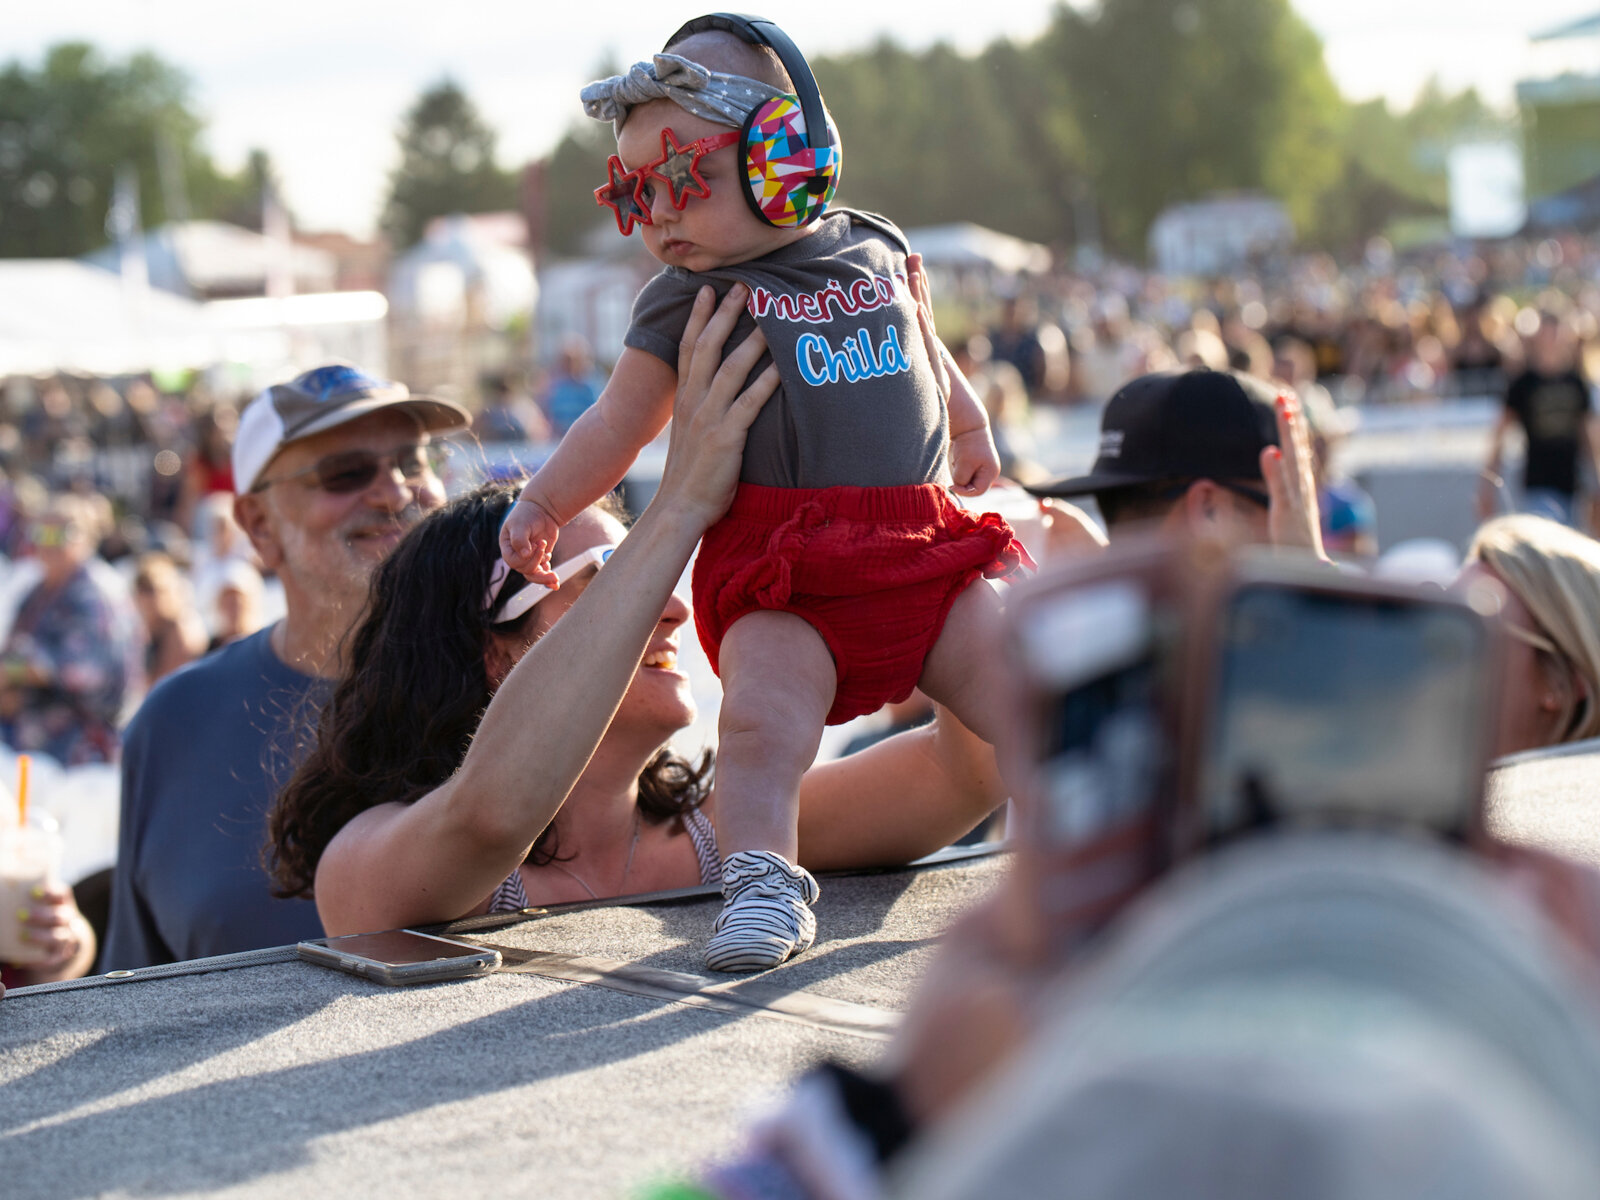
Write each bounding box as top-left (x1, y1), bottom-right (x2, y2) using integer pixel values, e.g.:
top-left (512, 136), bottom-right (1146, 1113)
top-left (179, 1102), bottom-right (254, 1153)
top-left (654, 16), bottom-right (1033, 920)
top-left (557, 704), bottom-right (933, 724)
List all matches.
top-left (656, 284), bottom-right (780, 529)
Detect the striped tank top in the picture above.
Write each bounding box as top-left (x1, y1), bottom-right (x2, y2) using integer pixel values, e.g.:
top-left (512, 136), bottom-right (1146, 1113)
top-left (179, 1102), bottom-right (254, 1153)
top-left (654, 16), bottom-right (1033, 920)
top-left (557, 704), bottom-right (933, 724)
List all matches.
top-left (485, 806), bottom-right (721, 914)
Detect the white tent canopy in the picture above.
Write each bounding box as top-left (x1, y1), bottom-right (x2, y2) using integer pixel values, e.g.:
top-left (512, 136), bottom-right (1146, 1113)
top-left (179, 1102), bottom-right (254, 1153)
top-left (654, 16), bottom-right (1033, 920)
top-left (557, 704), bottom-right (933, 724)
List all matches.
top-left (0, 260), bottom-right (218, 376)
top-left (0, 259), bottom-right (390, 385)
top-left (84, 220), bottom-right (337, 298)
top-left (901, 222), bottom-right (1053, 275)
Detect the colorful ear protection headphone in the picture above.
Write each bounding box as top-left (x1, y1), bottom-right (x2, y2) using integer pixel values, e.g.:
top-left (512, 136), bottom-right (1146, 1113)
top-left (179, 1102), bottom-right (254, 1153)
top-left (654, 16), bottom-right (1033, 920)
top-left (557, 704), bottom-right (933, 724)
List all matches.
top-left (663, 12), bottom-right (842, 229)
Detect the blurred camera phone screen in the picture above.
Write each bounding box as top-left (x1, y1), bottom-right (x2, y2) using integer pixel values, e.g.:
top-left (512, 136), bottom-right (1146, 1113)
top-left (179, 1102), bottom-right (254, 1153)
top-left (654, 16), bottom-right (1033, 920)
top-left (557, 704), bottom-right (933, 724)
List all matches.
top-left (1010, 566), bottom-right (1175, 951)
top-left (297, 930), bottom-right (501, 986)
top-left (1201, 583), bottom-right (1493, 841)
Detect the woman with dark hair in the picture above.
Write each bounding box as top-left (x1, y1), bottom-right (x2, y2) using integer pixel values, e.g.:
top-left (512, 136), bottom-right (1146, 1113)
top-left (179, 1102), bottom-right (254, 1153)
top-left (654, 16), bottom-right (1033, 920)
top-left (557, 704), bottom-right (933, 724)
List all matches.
top-left (268, 287), bottom-right (1004, 939)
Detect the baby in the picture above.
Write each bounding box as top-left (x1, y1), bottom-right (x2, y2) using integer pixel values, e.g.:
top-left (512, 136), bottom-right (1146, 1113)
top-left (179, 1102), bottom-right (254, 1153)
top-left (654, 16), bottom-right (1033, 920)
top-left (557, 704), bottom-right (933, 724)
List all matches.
top-left (502, 14), bottom-right (1028, 971)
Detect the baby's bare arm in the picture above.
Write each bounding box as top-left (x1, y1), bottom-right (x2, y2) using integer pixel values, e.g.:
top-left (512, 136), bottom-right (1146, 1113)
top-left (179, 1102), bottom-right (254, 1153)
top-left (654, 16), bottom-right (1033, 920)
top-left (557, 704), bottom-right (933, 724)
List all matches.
top-left (905, 252), bottom-right (999, 494)
top-left (942, 344), bottom-right (989, 439)
top-left (520, 347), bottom-right (678, 522)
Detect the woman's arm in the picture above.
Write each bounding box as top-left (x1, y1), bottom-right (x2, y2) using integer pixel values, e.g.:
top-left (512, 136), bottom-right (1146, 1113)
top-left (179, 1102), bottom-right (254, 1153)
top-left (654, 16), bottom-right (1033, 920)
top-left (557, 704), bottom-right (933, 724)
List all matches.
top-left (796, 704), bottom-right (1006, 872)
top-left (314, 286), bottom-right (779, 934)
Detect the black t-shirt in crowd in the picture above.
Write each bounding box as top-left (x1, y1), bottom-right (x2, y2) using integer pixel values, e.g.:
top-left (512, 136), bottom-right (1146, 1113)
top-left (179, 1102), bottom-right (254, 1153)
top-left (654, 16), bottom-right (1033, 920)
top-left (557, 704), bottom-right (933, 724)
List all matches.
top-left (1505, 368), bottom-right (1593, 495)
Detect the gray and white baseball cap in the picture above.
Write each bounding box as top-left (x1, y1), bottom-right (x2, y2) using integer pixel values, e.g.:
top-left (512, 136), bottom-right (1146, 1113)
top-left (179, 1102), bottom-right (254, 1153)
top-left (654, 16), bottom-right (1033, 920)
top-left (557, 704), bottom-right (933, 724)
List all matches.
top-left (233, 363), bottom-right (470, 493)
top-left (893, 834), bottom-right (1600, 1200)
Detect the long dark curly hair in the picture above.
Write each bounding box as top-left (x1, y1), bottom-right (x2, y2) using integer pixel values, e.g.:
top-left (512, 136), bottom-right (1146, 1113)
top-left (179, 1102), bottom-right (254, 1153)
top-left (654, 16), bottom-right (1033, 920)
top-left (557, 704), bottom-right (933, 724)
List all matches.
top-left (266, 481), bottom-right (712, 900)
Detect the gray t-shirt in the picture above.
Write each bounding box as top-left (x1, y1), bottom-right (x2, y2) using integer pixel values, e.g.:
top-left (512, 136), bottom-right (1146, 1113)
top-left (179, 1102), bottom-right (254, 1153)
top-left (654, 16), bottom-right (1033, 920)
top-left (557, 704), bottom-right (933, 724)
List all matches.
top-left (625, 210), bottom-right (949, 489)
top-left (103, 627), bottom-right (328, 968)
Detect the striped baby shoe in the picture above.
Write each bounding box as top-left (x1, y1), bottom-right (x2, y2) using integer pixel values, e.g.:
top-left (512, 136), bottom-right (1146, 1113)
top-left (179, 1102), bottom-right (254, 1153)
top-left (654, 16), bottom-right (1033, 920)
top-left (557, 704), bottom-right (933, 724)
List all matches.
top-left (705, 851), bottom-right (822, 973)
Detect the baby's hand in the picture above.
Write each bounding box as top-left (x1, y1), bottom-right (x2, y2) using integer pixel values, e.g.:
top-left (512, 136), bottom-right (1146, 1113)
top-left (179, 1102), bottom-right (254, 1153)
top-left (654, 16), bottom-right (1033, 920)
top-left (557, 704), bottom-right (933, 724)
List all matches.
top-left (949, 427), bottom-right (1001, 497)
top-left (499, 496), bottom-right (561, 587)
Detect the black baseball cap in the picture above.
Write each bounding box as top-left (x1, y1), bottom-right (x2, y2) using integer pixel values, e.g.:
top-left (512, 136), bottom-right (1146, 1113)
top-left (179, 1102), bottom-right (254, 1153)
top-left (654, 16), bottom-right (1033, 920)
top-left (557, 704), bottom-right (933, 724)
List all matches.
top-left (1024, 369), bottom-right (1282, 500)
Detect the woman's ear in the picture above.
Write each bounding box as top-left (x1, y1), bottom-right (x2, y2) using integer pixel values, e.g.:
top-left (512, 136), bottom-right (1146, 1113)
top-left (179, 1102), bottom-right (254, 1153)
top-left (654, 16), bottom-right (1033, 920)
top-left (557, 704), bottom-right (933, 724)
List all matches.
top-left (483, 626), bottom-right (537, 691)
top-left (483, 634), bottom-right (515, 691)
top-left (1540, 661), bottom-right (1589, 742)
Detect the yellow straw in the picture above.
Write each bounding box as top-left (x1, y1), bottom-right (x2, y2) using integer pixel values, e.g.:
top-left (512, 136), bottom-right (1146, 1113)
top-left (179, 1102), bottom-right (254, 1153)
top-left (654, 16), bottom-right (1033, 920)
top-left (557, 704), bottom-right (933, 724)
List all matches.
top-left (16, 754), bottom-right (29, 829)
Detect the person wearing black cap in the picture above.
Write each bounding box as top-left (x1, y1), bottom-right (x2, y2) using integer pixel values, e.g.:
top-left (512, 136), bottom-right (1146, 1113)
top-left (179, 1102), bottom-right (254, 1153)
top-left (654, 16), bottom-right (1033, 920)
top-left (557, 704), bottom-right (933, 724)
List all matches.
top-left (1026, 369), bottom-right (1327, 561)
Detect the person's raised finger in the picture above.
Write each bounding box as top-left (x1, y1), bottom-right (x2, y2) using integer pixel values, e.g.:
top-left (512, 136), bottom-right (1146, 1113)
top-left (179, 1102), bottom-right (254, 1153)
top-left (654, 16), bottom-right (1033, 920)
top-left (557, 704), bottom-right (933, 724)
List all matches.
top-left (675, 286), bottom-right (717, 381)
top-left (724, 363), bottom-right (780, 431)
top-left (906, 252), bottom-right (932, 312)
top-left (680, 285), bottom-right (750, 404)
top-left (1275, 392), bottom-right (1313, 486)
top-left (691, 284), bottom-right (750, 361)
top-left (714, 320), bottom-right (767, 385)
top-left (1261, 444), bottom-right (1287, 503)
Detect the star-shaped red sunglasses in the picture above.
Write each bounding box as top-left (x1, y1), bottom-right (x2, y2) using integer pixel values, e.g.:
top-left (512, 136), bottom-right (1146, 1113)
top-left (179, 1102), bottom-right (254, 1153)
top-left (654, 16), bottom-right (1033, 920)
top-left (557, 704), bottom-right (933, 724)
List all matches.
top-left (594, 128), bottom-right (741, 236)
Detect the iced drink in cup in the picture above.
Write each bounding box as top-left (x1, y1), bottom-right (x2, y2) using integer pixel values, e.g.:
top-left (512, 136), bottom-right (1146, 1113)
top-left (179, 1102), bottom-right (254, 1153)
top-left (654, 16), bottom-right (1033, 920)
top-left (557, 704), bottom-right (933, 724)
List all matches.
top-left (0, 818), bottom-right (62, 965)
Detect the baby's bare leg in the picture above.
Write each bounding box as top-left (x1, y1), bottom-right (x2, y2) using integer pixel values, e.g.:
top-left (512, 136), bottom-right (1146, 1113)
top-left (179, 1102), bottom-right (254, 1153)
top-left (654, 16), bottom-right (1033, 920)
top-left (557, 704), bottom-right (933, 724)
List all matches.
top-left (917, 578), bottom-right (1007, 747)
top-left (705, 610), bottom-right (835, 972)
top-left (715, 611), bottom-right (837, 859)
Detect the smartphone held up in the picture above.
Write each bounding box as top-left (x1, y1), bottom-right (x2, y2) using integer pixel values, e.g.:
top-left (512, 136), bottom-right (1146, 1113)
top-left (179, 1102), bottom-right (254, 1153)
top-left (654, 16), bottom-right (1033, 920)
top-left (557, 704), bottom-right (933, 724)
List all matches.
top-left (1000, 534), bottom-right (1506, 959)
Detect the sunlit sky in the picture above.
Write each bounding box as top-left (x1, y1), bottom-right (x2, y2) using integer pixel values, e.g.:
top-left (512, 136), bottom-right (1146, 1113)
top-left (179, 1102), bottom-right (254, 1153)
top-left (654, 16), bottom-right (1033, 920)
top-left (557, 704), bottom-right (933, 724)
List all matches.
top-left (9, 0), bottom-right (1600, 237)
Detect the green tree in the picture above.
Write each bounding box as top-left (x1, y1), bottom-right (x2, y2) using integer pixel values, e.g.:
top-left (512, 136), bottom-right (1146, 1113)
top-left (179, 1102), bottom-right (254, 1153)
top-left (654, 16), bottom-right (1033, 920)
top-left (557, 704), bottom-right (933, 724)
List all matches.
top-left (814, 39), bottom-right (1065, 241)
top-left (209, 148), bottom-right (287, 233)
top-left (1045, 0), bottom-right (1346, 253)
top-left (528, 13), bottom-right (1507, 264)
top-left (0, 43), bottom-right (249, 257)
top-left (539, 119), bottom-right (616, 256)
top-left (380, 80), bottom-right (519, 250)
top-left (1309, 81), bottom-right (1511, 250)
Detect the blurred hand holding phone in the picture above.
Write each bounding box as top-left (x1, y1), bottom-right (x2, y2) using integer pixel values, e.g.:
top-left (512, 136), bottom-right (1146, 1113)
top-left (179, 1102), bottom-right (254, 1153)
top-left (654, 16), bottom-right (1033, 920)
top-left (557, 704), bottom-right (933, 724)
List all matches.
top-left (1000, 533), bottom-right (1505, 960)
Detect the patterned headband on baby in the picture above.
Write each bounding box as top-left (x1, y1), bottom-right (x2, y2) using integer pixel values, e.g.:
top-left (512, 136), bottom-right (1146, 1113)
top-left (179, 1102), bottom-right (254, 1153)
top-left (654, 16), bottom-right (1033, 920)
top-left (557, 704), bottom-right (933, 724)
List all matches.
top-left (581, 54), bottom-right (781, 136)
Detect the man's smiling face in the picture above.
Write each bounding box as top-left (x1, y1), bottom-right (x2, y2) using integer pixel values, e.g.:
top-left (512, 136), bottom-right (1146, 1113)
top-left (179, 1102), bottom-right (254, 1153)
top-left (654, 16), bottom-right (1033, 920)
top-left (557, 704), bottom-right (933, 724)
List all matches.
top-left (236, 408), bottom-right (447, 614)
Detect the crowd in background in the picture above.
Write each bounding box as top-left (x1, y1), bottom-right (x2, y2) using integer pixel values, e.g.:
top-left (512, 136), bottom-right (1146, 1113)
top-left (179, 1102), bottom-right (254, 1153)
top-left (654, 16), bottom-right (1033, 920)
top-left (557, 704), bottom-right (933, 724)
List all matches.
top-left (950, 233), bottom-right (1600, 421)
top-left (0, 229), bottom-right (1597, 777)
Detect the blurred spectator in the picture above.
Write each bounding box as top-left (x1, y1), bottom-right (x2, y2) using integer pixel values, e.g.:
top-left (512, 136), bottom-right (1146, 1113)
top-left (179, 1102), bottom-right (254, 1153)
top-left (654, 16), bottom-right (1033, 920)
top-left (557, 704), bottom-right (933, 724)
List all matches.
top-left (1450, 295), bottom-right (1514, 399)
top-left (474, 370), bottom-right (550, 444)
top-left (987, 295), bottom-right (1049, 397)
top-left (1068, 294), bottom-right (1138, 405)
top-left (21, 380), bottom-right (89, 468)
top-left (177, 404), bottom-right (237, 532)
top-left (540, 336), bottom-right (607, 436)
top-left (132, 552), bottom-right (209, 686)
top-left (0, 472), bottom-right (43, 559)
top-left (206, 559), bottom-right (265, 652)
top-left (955, 336), bottom-right (1037, 483)
top-left (0, 495), bottom-right (141, 766)
top-left (1274, 338), bottom-right (1377, 559)
top-left (1481, 311), bottom-right (1597, 528)
top-left (1175, 323), bottom-right (1230, 371)
top-left (189, 492), bottom-right (257, 615)
top-left (1463, 514), bottom-right (1600, 755)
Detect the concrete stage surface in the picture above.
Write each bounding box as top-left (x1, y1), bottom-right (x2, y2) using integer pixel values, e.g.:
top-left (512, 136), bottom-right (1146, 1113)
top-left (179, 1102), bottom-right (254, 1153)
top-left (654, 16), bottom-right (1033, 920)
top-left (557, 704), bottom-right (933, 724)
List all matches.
top-left (4, 735), bottom-right (1598, 1200)
top-left (0, 850), bottom-right (1001, 1199)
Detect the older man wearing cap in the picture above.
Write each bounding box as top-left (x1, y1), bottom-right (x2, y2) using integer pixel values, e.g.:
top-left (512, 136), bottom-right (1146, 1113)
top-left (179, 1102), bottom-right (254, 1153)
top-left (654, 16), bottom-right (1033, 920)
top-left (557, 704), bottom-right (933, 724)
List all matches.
top-left (103, 365), bottom-right (468, 969)
top-left (1027, 368), bottom-right (1327, 559)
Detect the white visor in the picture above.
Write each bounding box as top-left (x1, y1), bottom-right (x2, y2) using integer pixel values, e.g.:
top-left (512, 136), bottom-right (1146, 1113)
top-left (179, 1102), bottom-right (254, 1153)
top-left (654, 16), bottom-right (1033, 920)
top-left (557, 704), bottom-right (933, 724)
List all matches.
top-left (485, 543), bottom-right (618, 625)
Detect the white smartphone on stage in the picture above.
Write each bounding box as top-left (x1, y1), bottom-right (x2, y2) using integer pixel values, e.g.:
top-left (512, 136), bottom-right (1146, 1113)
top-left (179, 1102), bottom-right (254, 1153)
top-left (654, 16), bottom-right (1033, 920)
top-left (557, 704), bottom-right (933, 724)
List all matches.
top-left (297, 930), bottom-right (501, 985)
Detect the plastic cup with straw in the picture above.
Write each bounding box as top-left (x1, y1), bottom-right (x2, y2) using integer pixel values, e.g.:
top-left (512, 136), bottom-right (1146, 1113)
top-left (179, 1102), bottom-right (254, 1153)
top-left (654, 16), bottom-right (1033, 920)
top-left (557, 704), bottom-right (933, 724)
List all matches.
top-left (0, 753), bottom-right (58, 964)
